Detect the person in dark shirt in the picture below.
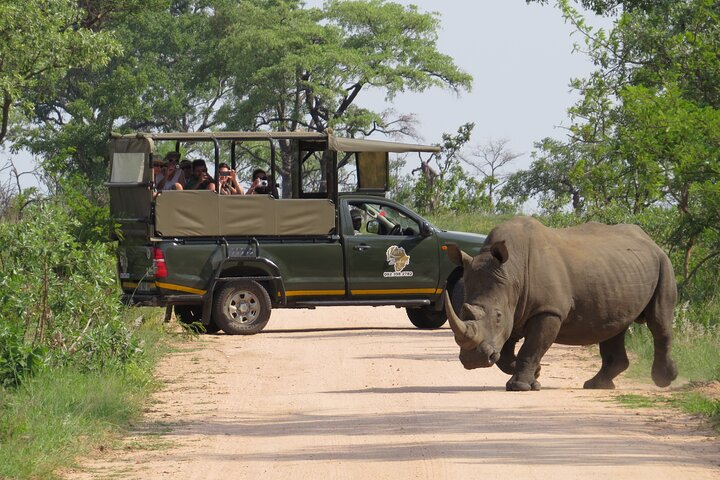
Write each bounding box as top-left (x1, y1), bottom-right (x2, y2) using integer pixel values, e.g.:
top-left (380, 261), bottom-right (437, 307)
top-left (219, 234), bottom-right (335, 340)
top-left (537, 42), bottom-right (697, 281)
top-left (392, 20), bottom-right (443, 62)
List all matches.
top-left (184, 160), bottom-right (213, 190)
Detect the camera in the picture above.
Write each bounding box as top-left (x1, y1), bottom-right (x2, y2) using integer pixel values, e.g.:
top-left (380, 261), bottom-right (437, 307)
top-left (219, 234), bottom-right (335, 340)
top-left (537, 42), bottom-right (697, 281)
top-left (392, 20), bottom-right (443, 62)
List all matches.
top-left (259, 179), bottom-right (269, 187)
top-left (219, 172), bottom-right (230, 177)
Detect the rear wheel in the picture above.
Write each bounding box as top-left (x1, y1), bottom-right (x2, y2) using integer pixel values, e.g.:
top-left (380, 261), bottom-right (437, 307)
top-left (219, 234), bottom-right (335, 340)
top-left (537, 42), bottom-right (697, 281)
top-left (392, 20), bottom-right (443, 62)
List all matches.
top-left (406, 306), bottom-right (447, 329)
top-left (175, 305), bottom-right (220, 334)
top-left (212, 280), bottom-right (271, 335)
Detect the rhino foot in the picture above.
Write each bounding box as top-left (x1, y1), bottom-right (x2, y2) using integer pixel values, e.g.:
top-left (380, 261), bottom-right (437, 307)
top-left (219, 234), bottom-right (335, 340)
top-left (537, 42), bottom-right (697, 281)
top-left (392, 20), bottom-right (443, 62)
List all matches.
top-left (506, 379), bottom-right (541, 391)
top-left (583, 377), bottom-right (616, 389)
top-left (651, 360), bottom-right (678, 388)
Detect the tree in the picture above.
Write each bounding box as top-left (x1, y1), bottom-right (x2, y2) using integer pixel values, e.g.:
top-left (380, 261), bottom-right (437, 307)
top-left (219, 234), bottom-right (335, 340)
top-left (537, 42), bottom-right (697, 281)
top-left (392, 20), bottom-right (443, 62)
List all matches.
top-left (502, 138), bottom-right (587, 214)
top-left (15, 0), bottom-right (472, 198)
top-left (407, 123), bottom-right (489, 214)
top-left (218, 0), bottom-right (472, 196)
top-left (463, 138), bottom-right (521, 211)
top-left (0, 0), bottom-right (121, 146)
top-left (17, 0), bottom-right (222, 188)
top-left (517, 0), bottom-right (720, 289)
top-left (526, 0), bottom-right (657, 16)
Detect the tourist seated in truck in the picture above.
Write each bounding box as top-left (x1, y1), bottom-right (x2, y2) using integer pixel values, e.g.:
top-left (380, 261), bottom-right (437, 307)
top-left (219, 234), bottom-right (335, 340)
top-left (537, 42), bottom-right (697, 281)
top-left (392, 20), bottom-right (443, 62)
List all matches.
top-left (245, 168), bottom-right (278, 197)
top-left (152, 157), bottom-right (166, 183)
top-left (179, 159), bottom-right (192, 180)
top-left (156, 153), bottom-right (186, 191)
top-left (182, 159), bottom-right (214, 191)
top-left (214, 162), bottom-right (244, 195)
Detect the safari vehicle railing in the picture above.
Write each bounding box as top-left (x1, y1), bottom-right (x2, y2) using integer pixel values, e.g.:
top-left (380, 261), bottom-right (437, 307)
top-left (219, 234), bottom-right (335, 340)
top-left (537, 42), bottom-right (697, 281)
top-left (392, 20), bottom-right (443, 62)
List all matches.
top-left (108, 130), bottom-right (440, 240)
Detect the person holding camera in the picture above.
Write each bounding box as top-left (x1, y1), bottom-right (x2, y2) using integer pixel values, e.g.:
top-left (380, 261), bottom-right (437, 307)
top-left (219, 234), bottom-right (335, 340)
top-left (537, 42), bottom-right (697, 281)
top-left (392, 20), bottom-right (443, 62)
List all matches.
top-left (246, 168), bottom-right (278, 197)
top-left (182, 159), bottom-right (214, 191)
top-left (214, 163), bottom-right (244, 195)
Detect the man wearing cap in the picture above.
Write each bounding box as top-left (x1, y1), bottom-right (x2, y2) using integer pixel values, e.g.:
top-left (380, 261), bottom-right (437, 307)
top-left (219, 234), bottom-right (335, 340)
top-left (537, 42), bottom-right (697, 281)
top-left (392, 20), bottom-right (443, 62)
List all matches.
top-left (157, 151), bottom-right (185, 190)
top-left (152, 157), bottom-right (166, 183)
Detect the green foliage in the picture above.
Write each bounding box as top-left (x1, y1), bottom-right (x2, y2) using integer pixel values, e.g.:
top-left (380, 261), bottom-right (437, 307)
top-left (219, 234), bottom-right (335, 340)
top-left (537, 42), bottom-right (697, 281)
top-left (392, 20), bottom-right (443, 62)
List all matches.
top-left (425, 212), bottom-right (512, 236)
top-left (0, 197), bottom-right (141, 384)
top-left (396, 123), bottom-right (492, 215)
top-left (615, 392), bottom-right (720, 433)
top-left (0, 314), bottom-right (164, 479)
top-left (0, 0), bottom-right (121, 145)
top-left (0, 324), bottom-right (45, 389)
top-left (12, 0), bottom-right (471, 199)
top-left (511, 0), bottom-right (720, 290)
top-left (625, 301), bottom-right (720, 382)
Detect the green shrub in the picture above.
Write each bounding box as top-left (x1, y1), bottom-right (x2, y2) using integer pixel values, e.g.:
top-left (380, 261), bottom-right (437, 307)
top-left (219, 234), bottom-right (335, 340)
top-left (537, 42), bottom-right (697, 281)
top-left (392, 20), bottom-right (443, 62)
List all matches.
top-left (0, 199), bottom-right (140, 385)
top-left (0, 325), bottom-right (45, 388)
top-left (0, 317), bottom-right (163, 479)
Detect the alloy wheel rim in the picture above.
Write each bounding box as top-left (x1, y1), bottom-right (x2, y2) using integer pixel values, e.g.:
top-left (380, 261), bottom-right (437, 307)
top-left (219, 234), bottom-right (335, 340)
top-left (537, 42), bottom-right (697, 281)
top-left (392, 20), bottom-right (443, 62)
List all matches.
top-left (227, 290), bottom-right (260, 324)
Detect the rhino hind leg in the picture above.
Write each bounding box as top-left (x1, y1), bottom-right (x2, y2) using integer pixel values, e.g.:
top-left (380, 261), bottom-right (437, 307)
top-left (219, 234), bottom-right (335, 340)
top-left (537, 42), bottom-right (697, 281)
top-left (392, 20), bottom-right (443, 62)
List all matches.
top-left (647, 319), bottom-right (678, 387)
top-left (646, 256), bottom-right (679, 388)
top-left (584, 329), bottom-right (629, 390)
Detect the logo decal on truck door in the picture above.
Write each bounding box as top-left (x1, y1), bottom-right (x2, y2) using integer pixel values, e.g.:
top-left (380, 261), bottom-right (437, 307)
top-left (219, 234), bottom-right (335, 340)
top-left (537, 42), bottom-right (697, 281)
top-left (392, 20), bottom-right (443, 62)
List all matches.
top-left (384, 246), bottom-right (413, 277)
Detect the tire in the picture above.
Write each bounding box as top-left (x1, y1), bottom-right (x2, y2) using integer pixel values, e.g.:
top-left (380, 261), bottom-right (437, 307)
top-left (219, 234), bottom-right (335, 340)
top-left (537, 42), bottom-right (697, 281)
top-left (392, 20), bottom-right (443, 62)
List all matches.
top-left (449, 278), bottom-right (465, 316)
top-left (212, 280), bottom-right (271, 335)
top-left (175, 305), bottom-right (220, 334)
top-left (406, 306), bottom-right (447, 329)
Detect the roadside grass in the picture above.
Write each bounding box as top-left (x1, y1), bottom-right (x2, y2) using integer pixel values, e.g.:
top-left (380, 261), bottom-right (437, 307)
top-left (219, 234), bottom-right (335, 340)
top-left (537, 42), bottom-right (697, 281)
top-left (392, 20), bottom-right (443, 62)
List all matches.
top-left (0, 308), bottom-right (168, 479)
top-left (615, 392), bottom-right (720, 434)
top-left (426, 212), bottom-right (513, 235)
top-left (623, 313), bottom-right (720, 434)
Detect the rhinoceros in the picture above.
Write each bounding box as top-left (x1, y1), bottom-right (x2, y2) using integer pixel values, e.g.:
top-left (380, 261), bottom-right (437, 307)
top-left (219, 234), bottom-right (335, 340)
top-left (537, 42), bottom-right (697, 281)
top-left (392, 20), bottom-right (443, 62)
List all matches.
top-left (444, 217), bottom-right (678, 391)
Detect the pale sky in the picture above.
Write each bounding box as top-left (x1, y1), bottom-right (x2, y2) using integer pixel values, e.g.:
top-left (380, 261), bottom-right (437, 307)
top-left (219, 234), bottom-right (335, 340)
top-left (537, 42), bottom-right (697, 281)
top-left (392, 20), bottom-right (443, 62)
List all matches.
top-left (2, 0), bottom-right (609, 190)
top-left (344, 0), bottom-right (609, 172)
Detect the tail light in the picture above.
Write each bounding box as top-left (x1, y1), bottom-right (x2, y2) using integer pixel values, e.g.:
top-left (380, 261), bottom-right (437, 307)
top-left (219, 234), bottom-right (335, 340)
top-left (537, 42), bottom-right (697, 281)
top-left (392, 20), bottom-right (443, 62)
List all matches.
top-left (153, 247), bottom-right (168, 278)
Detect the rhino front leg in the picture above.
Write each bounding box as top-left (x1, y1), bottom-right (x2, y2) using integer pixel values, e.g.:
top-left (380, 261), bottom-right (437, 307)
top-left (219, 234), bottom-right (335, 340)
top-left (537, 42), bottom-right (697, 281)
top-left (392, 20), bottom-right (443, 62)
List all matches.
top-left (495, 338), bottom-right (518, 375)
top-left (506, 313), bottom-right (561, 391)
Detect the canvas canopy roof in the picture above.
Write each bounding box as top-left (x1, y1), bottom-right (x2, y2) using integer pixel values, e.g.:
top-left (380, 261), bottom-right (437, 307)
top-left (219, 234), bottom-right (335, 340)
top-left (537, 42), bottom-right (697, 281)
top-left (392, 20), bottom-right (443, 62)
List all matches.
top-left (111, 131), bottom-right (441, 154)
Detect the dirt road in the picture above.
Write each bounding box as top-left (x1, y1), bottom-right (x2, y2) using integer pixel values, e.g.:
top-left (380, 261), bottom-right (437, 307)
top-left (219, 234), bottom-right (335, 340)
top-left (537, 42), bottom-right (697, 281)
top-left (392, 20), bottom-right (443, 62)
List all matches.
top-left (68, 307), bottom-right (719, 479)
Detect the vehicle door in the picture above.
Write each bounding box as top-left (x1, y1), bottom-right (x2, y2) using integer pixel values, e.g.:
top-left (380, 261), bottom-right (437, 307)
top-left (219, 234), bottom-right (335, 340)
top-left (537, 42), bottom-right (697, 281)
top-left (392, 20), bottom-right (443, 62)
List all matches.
top-left (342, 199), bottom-right (440, 298)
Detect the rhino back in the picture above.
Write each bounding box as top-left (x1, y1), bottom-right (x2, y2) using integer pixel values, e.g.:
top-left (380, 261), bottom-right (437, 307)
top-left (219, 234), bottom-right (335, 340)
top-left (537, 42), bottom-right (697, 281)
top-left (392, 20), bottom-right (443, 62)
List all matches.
top-left (487, 217), bottom-right (670, 345)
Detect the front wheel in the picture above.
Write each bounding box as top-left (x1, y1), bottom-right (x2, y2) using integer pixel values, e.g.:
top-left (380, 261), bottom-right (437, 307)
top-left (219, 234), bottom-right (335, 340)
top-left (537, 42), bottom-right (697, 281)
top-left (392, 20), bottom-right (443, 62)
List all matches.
top-left (212, 280), bottom-right (271, 335)
top-left (406, 306), bottom-right (447, 329)
top-left (449, 278), bottom-right (465, 316)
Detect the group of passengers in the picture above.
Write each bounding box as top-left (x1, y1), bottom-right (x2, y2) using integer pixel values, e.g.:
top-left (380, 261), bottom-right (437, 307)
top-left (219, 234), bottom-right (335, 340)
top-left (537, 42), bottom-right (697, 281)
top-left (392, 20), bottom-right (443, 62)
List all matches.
top-left (153, 151), bottom-right (276, 196)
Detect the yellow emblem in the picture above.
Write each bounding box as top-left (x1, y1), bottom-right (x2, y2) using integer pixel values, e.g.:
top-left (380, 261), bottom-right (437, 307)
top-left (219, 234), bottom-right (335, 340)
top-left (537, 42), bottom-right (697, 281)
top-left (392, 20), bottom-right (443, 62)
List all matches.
top-left (386, 245), bottom-right (410, 272)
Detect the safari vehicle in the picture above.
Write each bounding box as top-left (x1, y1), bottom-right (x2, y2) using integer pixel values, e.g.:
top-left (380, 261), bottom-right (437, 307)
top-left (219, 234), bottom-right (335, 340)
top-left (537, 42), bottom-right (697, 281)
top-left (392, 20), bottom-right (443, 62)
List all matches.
top-left (109, 131), bottom-right (486, 334)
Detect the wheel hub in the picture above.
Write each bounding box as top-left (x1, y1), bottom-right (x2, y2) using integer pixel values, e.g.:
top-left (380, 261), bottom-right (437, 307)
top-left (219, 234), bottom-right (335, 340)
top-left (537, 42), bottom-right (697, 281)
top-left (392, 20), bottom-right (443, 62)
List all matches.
top-left (227, 290), bottom-right (259, 324)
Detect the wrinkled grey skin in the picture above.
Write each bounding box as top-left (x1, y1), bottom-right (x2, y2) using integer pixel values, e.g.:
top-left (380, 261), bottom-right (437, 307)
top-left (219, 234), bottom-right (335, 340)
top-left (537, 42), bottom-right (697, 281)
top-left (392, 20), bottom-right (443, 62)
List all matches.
top-left (445, 217), bottom-right (678, 392)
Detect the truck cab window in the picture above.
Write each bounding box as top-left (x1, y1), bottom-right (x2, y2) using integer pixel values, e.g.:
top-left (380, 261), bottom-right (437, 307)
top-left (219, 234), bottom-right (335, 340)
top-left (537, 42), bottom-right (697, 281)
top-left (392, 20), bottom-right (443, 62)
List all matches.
top-left (349, 202), bottom-right (420, 236)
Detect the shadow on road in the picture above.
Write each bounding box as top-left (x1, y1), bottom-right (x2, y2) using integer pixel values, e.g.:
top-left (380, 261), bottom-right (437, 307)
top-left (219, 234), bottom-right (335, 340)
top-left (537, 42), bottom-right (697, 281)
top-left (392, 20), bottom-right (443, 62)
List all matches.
top-left (146, 408), bottom-right (714, 467)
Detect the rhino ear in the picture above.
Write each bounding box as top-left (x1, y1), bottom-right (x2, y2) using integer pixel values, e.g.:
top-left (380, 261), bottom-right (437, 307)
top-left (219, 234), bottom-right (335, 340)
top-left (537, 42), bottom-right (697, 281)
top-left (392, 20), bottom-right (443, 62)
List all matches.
top-left (446, 243), bottom-right (473, 267)
top-left (491, 241), bottom-right (509, 264)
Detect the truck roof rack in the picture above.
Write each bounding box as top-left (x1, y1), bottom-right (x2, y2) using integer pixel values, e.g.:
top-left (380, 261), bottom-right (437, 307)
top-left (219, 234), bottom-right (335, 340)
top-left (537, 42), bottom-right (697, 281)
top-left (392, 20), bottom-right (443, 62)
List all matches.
top-left (110, 130), bottom-right (440, 154)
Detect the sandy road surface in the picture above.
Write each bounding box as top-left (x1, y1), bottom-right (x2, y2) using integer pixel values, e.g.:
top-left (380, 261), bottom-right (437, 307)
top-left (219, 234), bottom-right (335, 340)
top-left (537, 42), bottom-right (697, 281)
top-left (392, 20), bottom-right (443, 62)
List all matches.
top-left (67, 307), bottom-right (719, 479)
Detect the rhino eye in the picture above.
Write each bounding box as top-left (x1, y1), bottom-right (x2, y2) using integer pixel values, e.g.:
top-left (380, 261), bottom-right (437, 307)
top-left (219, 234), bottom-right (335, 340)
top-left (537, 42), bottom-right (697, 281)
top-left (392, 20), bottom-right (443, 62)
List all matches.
top-left (496, 311), bottom-right (502, 324)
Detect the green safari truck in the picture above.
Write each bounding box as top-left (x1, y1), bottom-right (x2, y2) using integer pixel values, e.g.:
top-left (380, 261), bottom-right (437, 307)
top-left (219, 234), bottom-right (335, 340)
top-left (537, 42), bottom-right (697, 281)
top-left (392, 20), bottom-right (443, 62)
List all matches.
top-left (109, 131), bottom-right (486, 334)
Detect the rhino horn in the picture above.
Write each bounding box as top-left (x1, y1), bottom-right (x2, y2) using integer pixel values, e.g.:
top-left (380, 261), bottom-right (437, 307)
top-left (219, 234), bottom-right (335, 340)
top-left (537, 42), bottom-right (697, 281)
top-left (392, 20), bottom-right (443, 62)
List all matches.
top-left (443, 291), bottom-right (471, 339)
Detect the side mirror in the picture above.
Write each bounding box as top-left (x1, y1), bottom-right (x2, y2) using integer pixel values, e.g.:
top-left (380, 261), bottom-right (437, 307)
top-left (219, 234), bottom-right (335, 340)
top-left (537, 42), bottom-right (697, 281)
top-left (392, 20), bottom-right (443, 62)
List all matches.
top-left (420, 221), bottom-right (433, 237)
top-left (366, 219), bottom-right (380, 234)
